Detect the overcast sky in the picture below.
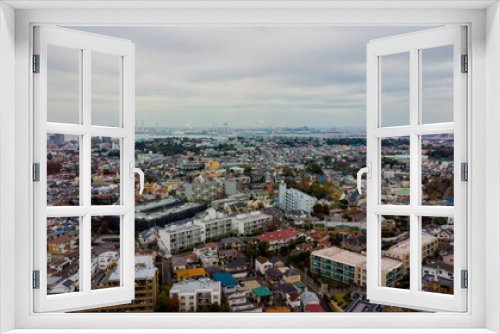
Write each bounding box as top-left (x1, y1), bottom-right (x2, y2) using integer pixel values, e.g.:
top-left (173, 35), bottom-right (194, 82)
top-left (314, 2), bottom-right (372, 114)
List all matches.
top-left (48, 26), bottom-right (454, 128)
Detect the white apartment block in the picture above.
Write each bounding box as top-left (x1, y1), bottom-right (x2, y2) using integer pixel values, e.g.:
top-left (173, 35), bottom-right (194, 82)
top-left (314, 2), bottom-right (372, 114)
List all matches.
top-left (232, 212), bottom-right (272, 236)
top-left (279, 182), bottom-right (317, 214)
top-left (158, 222), bottom-right (203, 256)
top-left (159, 210), bottom-right (272, 256)
top-left (193, 208), bottom-right (234, 240)
top-left (170, 278), bottom-right (221, 311)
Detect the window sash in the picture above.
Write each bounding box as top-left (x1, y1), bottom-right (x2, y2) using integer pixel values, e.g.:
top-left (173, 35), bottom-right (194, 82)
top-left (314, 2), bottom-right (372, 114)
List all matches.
top-left (33, 25), bottom-right (136, 312)
top-left (366, 26), bottom-right (467, 312)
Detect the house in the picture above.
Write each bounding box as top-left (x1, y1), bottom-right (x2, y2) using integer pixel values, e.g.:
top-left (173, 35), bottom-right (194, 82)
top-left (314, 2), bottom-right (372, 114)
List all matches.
top-left (218, 249), bottom-right (239, 266)
top-left (269, 255), bottom-right (285, 268)
top-left (138, 229), bottom-right (156, 245)
top-left (199, 251), bottom-right (219, 268)
top-left (212, 272), bottom-right (239, 294)
top-left (282, 268), bottom-right (301, 284)
top-left (265, 267), bottom-right (283, 287)
top-left (175, 268), bottom-right (207, 281)
top-left (256, 228), bottom-right (300, 251)
top-left (225, 258), bottom-right (248, 278)
top-left (171, 256), bottom-right (188, 273)
top-left (279, 283), bottom-right (300, 311)
top-left (194, 244), bottom-right (209, 257)
top-left (252, 286), bottom-right (273, 306)
top-left (221, 237), bottom-right (246, 250)
top-left (300, 291), bottom-right (320, 310)
top-left (341, 234), bottom-right (367, 252)
top-left (255, 256), bottom-right (272, 275)
top-left (48, 235), bottom-right (75, 254)
top-left (305, 304), bottom-right (325, 312)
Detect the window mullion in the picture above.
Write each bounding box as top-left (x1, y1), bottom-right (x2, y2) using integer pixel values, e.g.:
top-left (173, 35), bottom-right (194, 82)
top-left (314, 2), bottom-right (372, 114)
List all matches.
top-left (409, 46), bottom-right (420, 296)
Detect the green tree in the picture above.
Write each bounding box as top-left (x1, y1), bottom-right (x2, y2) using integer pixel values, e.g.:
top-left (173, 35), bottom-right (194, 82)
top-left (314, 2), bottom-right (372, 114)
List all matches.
top-left (307, 163), bottom-right (324, 175)
top-left (282, 166), bottom-right (294, 177)
top-left (220, 301), bottom-right (231, 312)
top-left (243, 167), bottom-right (252, 177)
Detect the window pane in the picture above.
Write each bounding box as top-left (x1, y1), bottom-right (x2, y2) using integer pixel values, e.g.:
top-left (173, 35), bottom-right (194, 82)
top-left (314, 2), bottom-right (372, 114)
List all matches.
top-left (381, 215), bottom-right (409, 290)
top-left (47, 45), bottom-right (81, 124)
top-left (91, 216), bottom-right (121, 290)
top-left (421, 216), bottom-right (452, 295)
top-left (381, 137), bottom-right (410, 205)
top-left (92, 52), bottom-right (121, 127)
top-left (421, 45), bottom-right (454, 124)
top-left (380, 52), bottom-right (410, 127)
top-left (47, 134), bottom-right (80, 206)
top-left (421, 134), bottom-right (454, 206)
top-left (47, 217), bottom-right (80, 294)
top-left (91, 137), bottom-right (120, 205)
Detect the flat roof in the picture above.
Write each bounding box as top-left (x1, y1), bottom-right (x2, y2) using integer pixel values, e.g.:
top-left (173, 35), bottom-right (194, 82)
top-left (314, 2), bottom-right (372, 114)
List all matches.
top-left (171, 278), bottom-right (221, 294)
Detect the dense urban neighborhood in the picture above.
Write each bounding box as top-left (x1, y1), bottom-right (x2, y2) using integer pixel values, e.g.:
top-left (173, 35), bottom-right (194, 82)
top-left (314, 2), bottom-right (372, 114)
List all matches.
top-left (46, 128), bottom-right (455, 313)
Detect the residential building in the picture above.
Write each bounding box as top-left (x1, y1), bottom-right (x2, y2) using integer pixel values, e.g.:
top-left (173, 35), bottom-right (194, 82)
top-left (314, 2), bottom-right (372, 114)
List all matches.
top-left (193, 208), bottom-right (233, 240)
top-left (185, 176), bottom-right (236, 201)
top-left (170, 278), bottom-right (221, 312)
top-left (279, 182), bottom-right (317, 214)
top-left (232, 212), bottom-right (272, 236)
top-left (256, 228), bottom-right (300, 251)
top-left (310, 247), bottom-right (403, 287)
top-left (255, 256), bottom-right (272, 275)
top-left (384, 234), bottom-right (438, 275)
top-left (158, 222), bottom-right (203, 255)
top-left (175, 268), bottom-right (207, 282)
top-left (85, 255), bottom-right (158, 312)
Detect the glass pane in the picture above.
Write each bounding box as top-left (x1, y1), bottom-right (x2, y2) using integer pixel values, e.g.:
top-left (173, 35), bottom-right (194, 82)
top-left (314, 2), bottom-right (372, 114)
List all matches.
top-left (91, 137), bottom-right (120, 205)
top-left (381, 137), bottom-right (410, 205)
top-left (380, 52), bottom-right (410, 127)
top-left (47, 217), bottom-right (80, 294)
top-left (47, 45), bottom-right (81, 124)
top-left (91, 216), bottom-right (121, 290)
top-left (92, 52), bottom-right (121, 127)
top-left (47, 134), bottom-right (80, 206)
top-left (421, 216), bottom-right (452, 294)
top-left (421, 45), bottom-right (454, 124)
top-left (381, 215), bottom-right (409, 290)
top-left (421, 134), bottom-right (454, 206)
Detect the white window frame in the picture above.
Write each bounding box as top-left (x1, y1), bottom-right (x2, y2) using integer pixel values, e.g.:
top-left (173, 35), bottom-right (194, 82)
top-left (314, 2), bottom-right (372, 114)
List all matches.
top-left (365, 26), bottom-right (467, 312)
top-left (0, 1), bottom-right (499, 333)
top-left (33, 25), bottom-right (136, 312)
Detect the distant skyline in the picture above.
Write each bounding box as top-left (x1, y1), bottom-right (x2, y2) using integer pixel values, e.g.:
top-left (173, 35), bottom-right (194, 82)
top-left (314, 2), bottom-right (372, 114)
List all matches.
top-left (48, 26), bottom-right (453, 128)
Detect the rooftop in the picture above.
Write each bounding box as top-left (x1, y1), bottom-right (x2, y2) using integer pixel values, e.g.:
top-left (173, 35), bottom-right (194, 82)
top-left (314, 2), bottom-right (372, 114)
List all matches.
top-left (171, 278), bottom-right (221, 294)
top-left (212, 272), bottom-right (238, 287)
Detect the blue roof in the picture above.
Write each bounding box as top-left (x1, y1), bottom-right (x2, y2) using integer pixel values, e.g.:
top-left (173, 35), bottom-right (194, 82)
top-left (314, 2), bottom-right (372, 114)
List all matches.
top-left (212, 272), bottom-right (238, 287)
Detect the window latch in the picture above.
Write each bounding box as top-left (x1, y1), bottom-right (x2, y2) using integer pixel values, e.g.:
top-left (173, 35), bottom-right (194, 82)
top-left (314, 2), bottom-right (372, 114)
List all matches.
top-left (130, 162), bottom-right (144, 194)
top-left (356, 162), bottom-right (371, 194)
top-left (461, 54), bottom-right (468, 74)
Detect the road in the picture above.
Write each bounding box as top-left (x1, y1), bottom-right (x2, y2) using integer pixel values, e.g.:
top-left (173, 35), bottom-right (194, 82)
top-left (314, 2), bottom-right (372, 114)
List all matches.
top-left (162, 257), bottom-right (172, 286)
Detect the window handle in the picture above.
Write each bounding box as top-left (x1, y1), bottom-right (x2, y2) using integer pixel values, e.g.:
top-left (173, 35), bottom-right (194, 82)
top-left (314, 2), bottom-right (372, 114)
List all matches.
top-left (357, 162), bottom-right (371, 194)
top-left (130, 162), bottom-right (144, 194)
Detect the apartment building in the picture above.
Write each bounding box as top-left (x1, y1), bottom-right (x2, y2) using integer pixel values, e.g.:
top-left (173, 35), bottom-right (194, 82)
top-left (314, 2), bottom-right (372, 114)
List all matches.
top-left (310, 247), bottom-right (403, 287)
top-left (159, 210), bottom-right (271, 256)
top-left (84, 255), bottom-right (158, 312)
top-left (232, 212), bottom-right (272, 236)
top-left (384, 234), bottom-right (439, 275)
top-left (279, 182), bottom-right (317, 214)
top-left (158, 222), bottom-right (203, 256)
top-left (170, 278), bottom-right (221, 312)
top-left (193, 208), bottom-right (234, 240)
top-left (185, 176), bottom-right (236, 201)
